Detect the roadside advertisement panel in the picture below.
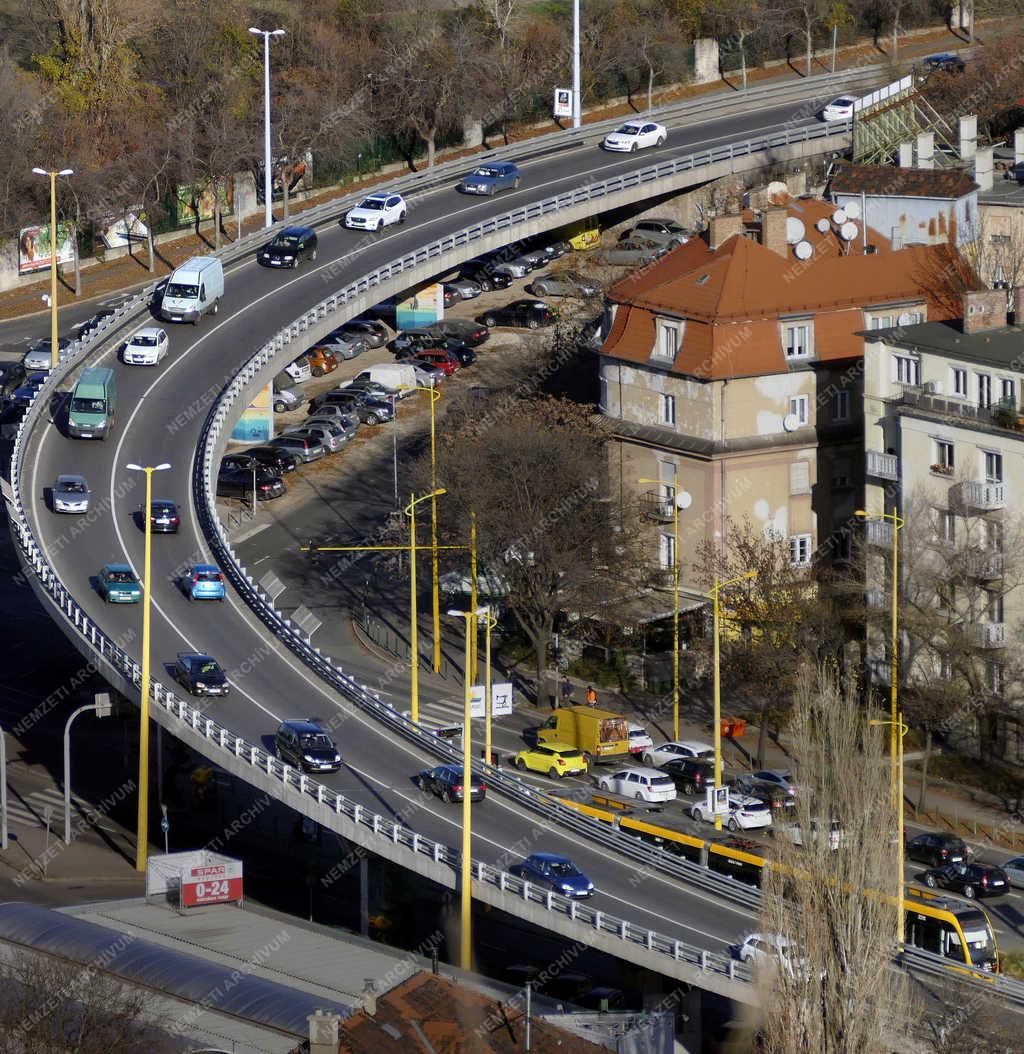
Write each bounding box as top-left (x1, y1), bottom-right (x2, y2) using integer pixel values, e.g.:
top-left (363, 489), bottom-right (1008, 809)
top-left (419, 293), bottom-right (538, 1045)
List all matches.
top-left (231, 382), bottom-right (273, 443)
top-left (19, 222), bottom-right (75, 275)
top-left (175, 180), bottom-right (233, 228)
top-left (181, 859), bottom-right (244, 907)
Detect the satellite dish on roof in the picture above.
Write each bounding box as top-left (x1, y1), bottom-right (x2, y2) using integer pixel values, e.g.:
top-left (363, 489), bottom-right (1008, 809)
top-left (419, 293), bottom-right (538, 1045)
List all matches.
top-left (844, 201), bottom-right (862, 219)
top-left (783, 413), bottom-right (800, 432)
top-left (816, 218), bottom-right (831, 233)
top-left (786, 217), bottom-right (806, 244)
top-left (832, 208), bottom-right (848, 225)
top-left (840, 221), bottom-right (859, 241)
top-left (897, 312), bottom-right (917, 326)
top-left (794, 240), bottom-right (813, 260)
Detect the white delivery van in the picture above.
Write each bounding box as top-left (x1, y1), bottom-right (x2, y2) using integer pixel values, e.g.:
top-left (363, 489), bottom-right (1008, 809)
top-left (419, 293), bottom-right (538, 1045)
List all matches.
top-left (159, 256), bottom-right (224, 324)
top-left (354, 363), bottom-right (419, 396)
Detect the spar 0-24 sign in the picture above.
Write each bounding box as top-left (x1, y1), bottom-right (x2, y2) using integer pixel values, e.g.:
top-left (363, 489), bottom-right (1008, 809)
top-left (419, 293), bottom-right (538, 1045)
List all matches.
top-left (181, 859), bottom-right (244, 907)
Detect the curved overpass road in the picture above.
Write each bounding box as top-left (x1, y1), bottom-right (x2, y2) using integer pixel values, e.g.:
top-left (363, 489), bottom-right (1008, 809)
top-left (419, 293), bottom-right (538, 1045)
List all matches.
top-left (23, 98), bottom-right (843, 959)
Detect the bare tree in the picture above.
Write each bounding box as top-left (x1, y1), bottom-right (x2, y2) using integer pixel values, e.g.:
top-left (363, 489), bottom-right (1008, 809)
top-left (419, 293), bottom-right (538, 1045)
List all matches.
top-left (754, 669), bottom-right (913, 1054)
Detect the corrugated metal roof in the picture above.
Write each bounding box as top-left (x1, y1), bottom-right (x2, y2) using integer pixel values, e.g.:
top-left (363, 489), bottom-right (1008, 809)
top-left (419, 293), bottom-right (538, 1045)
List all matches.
top-left (0, 901), bottom-right (351, 1037)
top-left (829, 161), bottom-right (978, 199)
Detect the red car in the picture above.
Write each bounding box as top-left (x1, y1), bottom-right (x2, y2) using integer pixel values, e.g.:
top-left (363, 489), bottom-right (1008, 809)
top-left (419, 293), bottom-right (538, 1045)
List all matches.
top-left (411, 348), bottom-right (460, 376)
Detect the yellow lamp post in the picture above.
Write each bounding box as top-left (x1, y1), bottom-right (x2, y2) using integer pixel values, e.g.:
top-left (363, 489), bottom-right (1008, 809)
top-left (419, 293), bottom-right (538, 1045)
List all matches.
top-left (31, 167), bottom-right (74, 370)
top-left (856, 507), bottom-right (905, 797)
top-left (638, 478), bottom-right (692, 741)
top-left (447, 605), bottom-right (482, 971)
top-left (479, 606), bottom-right (498, 765)
top-left (870, 712), bottom-right (908, 946)
top-left (126, 462), bottom-right (171, 872)
top-left (707, 570), bottom-right (757, 831)
top-left (406, 488), bottom-right (447, 723)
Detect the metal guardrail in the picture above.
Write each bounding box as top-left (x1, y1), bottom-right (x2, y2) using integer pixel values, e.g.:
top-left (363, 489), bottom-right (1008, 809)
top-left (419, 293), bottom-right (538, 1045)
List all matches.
top-left (898, 947), bottom-right (1024, 1009)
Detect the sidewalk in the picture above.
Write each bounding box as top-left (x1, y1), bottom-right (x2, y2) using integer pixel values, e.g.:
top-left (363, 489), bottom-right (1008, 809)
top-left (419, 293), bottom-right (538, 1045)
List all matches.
top-left (0, 19), bottom-right (1003, 326)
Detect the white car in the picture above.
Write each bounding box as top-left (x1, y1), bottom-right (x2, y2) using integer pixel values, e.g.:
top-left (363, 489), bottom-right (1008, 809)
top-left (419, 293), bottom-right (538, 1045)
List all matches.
top-left (628, 724), bottom-right (654, 755)
top-left (736, 933), bottom-right (814, 979)
top-left (782, 819), bottom-right (843, 851)
top-left (641, 740), bottom-right (714, 767)
top-left (597, 766), bottom-right (677, 803)
top-left (283, 357), bottom-right (312, 384)
top-left (690, 792), bottom-right (771, 831)
top-left (1002, 855), bottom-right (1024, 888)
top-left (344, 192), bottom-right (407, 231)
top-left (820, 95), bottom-right (856, 122)
top-left (602, 121), bottom-right (666, 152)
top-left (122, 327), bottom-right (169, 365)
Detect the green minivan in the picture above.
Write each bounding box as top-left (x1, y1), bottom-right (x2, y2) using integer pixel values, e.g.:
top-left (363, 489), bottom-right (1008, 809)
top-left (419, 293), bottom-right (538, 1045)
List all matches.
top-left (68, 367), bottom-right (116, 440)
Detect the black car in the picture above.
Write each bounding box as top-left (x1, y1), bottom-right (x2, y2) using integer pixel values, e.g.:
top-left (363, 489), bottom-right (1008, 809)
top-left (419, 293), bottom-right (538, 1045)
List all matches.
top-left (441, 340), bottom-right (477, 367)
top-left (257, 225), bottom-right (318, 268)
top-left (390, 328), bottom-right (449, 356)
top-left (732, 775), bottom-right (794, 813)
top-left (238, 446), bottom-right (300, 475)
top-left (216, 464), bottom-right (286, 501)
top-left (422, 319), bottom-right (490, 347)
top-left (924, 52), bottom-right (966, 73)
top-left (477, 300), bottom-right (554, 330)
top-left (174, 652), bottom-right (230, 697)
top-left (149, 500), bottom-right (180, 534)
top-left (458, 261), bottom-right (513, 293)
top-left (310, 389), bottom-right (394, 425)
top-left (0, 361), bottom-right (27, 398)
top-left (905, 832), bottom-right (972, 868)
top-left (660, 758), bottom-right (719, 796)
top-left (922, 862), bottom-right (1008, 899)
top-left (417, 764), bottom-right (487, 803)
top-left (275, 718), bottom-right (342, 773)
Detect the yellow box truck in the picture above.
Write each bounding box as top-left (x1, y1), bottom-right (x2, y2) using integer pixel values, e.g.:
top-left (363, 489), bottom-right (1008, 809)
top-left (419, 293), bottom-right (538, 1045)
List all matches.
top-left (538, 706), bottom-right (630, 764)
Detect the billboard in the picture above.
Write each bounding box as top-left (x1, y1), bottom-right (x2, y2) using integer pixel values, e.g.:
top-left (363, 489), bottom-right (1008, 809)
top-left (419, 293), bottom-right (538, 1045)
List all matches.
top-left (231, 382), bottom-right (273, 443)
top-left (396, 284), bottom-right (444, 330)
top-left (564, 218), bottom-right (601, 251)
top-left (181, 859), bottom-right (244, 907)
top-left (175, 180), bottom-right (233, 228)
top-left (554, 89), bottom-right (573, 119)
top-left (99, 209), bottom-right (150, 250)
top-left (470, 682), bottom-right (514, 719)
top-left (18, 222), bottom-right (75, 275)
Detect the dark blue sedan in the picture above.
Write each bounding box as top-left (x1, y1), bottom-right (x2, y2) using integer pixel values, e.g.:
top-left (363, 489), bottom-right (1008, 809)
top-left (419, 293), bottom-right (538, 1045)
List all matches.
top-left (458, 162), bottom-right (521, 196)
top-left (509, 852), bottom-right (594, 898)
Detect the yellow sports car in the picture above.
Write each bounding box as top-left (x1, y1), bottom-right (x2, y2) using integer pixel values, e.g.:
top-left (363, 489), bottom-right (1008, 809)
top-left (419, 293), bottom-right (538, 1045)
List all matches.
top-left (514, 741), bottom-right (589, 779)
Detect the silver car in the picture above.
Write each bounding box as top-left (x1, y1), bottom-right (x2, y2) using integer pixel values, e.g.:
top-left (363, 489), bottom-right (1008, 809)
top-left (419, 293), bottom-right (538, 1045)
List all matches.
top-left (305, 412), bottom-right (359, 441)
top-left (52, 473), bottom-right (90, 514)
top-left (293, 421), bottom-right (349, 453)
top-left (267, 435), bottom-right (325, 462)
top-left (529, 271), bottom-right (599, 298)
top-left (314, 330), bottom-right (368, 360)
top-left (24, 338), bottom-right (72, 372)
top-left (493, 258), bottom-right (533, 279)
top-left (445, 277), bottom-right (483, 300)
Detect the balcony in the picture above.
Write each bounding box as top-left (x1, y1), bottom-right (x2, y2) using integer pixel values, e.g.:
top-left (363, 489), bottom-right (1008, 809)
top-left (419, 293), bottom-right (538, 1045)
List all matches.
top-left (954, 480), bottom-right (1007, 512)
top-left (641, 489), bottom-right (676, 523)
top-left (970, 623), bottom-right (1006, 649)
top-left (891, 386), bottom-right (1024, 435)
top-left (965, 549), bottom-right (1004, 580)
top-left (864, 519), bottom-right (894, 548)
top-left (866, 450), bottom-right (899, 480)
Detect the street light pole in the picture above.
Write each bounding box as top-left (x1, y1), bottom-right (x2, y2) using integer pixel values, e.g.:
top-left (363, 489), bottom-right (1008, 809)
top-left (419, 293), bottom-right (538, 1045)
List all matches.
top-left (482, 607), bottom-right (498, 765)
top-left (31, 167), bottom-right (74, 370)
top-left (572, 0), bottom-right (582, 128)
top-left (470, 511), bottom-right (479, 679)
top-left (63, 695), bottom-right (112, 844)
top-left (0, 724), bottom-right (7, 851)
top-left (126, 462), bottom-right (171, 872)
top-left (249, 27), bottom-right (286, 229)
top-left (406, 488), bottom-right (447, 724)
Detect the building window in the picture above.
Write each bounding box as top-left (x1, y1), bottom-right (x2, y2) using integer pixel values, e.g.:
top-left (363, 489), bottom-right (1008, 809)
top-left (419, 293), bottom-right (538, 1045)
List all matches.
top-left (660, 393), bottom-right (676, 426)
top-left (653, 320), bottom-right (681, 362)
top-left (988, 590), bottom-right (1005, 623)
top-left (901, 311), bottom-right (924, 325)
top-left (989, 663), bottom-right (1005, 698)
top-left (986, 519), bottom-right (1003, 552)
top-left (659, 532), bottom-right (676, 570)
top-left (977, 373), bottom-right (992, 408)
top-left (871, 315), bottom-right (894, 329)
top-left (893, 355), bottom-right (920, 386)
top-left (1001, 378), bottom-right (1016, 408)
top-left (939, 655), bottom-right (953, 681)
top-left (789, 395), bottom-right (809, 426)
top-left (951, 367), bottom-right (968, 398)
top-left (933, 440), bottom-right (954, 473)
top-left (831, 390), bottom-right (850, 421)
top-left (983, 450), bottom-right (1003, 483)
top-left (599, 376), bottom-right (609, 413)
top-left (789, 461), bottom-right (810, 495)
top-left (782, 321), bottom-right (813, 359)
top-left (832, 457), bottom-right (851, 488)
top-left (789, 534), bottom-right (812, 566)
top-left (934, 508), bottom-right (956, 544)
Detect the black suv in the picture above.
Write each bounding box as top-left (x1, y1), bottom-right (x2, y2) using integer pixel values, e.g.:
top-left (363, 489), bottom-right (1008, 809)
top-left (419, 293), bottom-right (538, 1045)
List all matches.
top-left (174, 652), bottom-right (230, 697)
top-left (417, 764), bottom-right (487, 803)
top-left (237, 446), bottom-right (300, 475)
top-left (275, 719), bottom-right (342, 773)
top-left (660, 758), bottom-right (720, 796)
top-left (257, 225), bottom-right (318, 268)
top-left (423, 319), bottom-right (490, 347)
top-left (391, 328), bottom-right (449, 355)
top-left (905, 832), bottom-right (972, 867)
top-left (310, 389), bottom-right (394, 425)
top-left (477, 300), bottom-right (554, 330)
top-left (923, 53), bottom-right (966, 74)
top-left (216, 464), bottom-right (286, 501)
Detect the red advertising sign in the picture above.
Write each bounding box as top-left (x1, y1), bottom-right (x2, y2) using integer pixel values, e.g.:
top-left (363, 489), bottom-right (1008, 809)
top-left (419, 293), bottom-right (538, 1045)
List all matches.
top-left (181, 860), bottom-right (243, 907)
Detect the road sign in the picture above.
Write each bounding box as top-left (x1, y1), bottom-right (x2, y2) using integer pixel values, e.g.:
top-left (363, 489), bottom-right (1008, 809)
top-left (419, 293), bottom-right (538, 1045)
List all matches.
top-left (470, 686), bottom-right (486, 720)
top-left (160, 816), bottom-right (169, 834)
top-left (181, 859), bottom-right (243, 907)
top-left (491, 682), bottom-right (514, 717)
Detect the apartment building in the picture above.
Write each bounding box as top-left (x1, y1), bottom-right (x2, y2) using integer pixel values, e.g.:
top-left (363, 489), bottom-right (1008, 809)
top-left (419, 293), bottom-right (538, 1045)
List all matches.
top-left (599, 196), bottom-right (966, 613)
top-left (862, 289), bottom-right (1024, 760)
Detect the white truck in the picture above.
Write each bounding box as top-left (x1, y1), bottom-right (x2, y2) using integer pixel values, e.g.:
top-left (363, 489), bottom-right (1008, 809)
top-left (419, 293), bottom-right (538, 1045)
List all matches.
top-left (349, 363), bottom-right (420, 396)
top-left (159, 256), bottom-right (224, 324)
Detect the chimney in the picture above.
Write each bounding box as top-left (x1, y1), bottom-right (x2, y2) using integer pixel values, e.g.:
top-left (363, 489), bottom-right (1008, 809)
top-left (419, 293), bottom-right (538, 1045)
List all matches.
top-left (974, 146), bottom-right (994, 192)
top-left (916, 131), bottom-right (934, 170)
top-left (761, 207), bottom-right (788, 258)
top-left (898, 141), bottom-right (914, 168)
top-left (962, 289), bottom-right (1008, 334)
top-left (709, 212), bottom-right (744, 250)
top-left (362, 981), bottom-right (378, 1017)
top-left (959, 114), bottom-right (977, 161)
top-left (1013, 286), bottom-right (1024, 324)
top-left (308, 1010), bottom-right (341, 1054)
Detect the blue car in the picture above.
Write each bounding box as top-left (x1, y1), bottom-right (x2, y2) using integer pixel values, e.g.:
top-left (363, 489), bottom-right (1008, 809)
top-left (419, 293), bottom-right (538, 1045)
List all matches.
top-left (458, 162), bottom-right (521, 196)
top-left (509, 852), bottom-right (594, 898)
top-left (184, 564), bottom-right (226, 602)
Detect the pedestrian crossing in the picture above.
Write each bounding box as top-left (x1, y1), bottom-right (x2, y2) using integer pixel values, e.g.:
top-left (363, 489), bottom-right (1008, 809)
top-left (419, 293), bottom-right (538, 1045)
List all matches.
top-left (1, 786), bottom-right (115, 833)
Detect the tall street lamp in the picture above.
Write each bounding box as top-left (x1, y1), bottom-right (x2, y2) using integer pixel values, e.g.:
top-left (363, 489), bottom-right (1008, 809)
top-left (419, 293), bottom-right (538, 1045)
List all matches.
top-left (856, 507), bottom-right (905, 796)
top-left (707, 570), bottom-right (757, 831)
top-left (248, 26), bottom-right (286, 229)
top-left (870, 712), bottom-right (908, 946)
top-left (572, 0), bottom-right (582, 128)
top-left (406, 488), bottom-right (447, 723)
top-left (448, 605), bottom-right (483, 971)
top-left (479, 606), bottom-right (498, 765)
top-left (126, 462), bottom-right (171, 871)
top-left (638, 478), bottom-right (692, 741)
top-left (31, 167), bottom-right (74, 370)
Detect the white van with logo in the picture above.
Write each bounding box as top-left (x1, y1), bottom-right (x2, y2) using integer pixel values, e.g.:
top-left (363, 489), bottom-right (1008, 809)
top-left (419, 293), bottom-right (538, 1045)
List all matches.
top-left (159, 256), bottom-right (224, 324)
